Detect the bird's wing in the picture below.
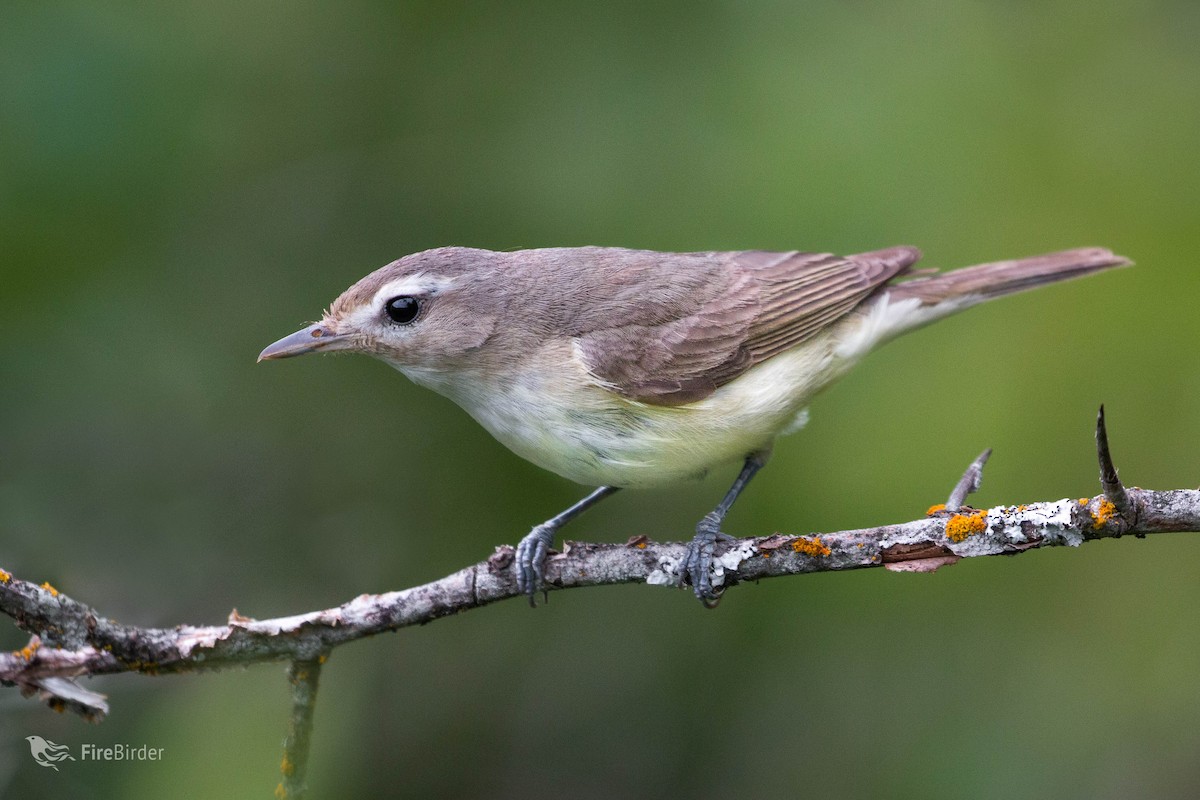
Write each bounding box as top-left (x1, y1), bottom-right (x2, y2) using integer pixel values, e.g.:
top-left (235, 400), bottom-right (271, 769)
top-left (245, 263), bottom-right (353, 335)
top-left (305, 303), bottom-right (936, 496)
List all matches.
top-left (576, 247), bottom-right (920, 405)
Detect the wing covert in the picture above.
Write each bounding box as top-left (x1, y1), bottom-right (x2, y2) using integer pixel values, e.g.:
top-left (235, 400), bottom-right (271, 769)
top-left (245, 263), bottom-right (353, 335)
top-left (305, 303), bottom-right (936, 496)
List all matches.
top-left (577, 247), bottom-right (920, 405)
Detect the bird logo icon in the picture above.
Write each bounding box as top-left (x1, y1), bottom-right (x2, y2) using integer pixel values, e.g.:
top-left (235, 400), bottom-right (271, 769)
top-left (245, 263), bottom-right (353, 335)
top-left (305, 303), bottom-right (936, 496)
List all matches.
top-left (25, 735), bottom-right (75, 771)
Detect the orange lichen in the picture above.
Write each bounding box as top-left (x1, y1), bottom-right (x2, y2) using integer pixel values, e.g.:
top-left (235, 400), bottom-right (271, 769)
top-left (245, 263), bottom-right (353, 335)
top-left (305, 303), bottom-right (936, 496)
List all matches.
top-left (926, 503), bottom-right (947, 516)
top-left (317, 653), bottom-right (327, 664)
top-left (1078, 498), bottom-right (1089, 506)
top-left (15, 640), bottom-right (40, 661)
top-left (791, 536), bottom-right (832, 557)
top-left (0, 568), bottom-right (10, 583)
top-left (281, 756), bottom-right (295, 776)
top-left (945, 510), bottom-right (987, 543)
top-left (635, 541), bottom-right (646, 549)
top-left (274, 783), bottom-right (288, 800)
top-left (40, 581), bottom-right (59, 597)
top-left (1091, 498), bottom-right (1117, 527)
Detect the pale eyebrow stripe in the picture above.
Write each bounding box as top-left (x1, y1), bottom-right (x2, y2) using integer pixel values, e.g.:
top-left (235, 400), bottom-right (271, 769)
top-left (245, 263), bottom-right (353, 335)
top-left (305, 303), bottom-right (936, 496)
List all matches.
top-left (369, 274), bottom-right (456, 309)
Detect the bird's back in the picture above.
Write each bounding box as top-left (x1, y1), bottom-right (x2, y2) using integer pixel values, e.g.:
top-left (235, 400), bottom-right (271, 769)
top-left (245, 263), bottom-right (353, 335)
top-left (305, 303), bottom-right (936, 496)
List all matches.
top-left (497, 246), bottom-right (918, 405)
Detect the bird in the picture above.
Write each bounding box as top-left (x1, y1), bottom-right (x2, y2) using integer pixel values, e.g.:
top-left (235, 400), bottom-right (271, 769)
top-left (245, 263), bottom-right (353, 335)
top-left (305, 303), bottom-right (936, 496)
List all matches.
top-left (259, 244), bottom-right (1128, 604)
top-left (25, 735), bottom-right (75, 770)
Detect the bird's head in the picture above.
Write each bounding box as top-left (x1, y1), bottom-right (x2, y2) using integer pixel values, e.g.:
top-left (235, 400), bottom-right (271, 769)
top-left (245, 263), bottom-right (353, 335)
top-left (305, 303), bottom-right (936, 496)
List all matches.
top-left (258, 247), bottom-right (503, 371)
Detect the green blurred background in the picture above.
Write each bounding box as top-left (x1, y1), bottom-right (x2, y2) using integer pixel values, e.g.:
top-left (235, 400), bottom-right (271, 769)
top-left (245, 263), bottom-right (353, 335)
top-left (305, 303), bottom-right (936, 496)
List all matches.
top-left (2, 1), bottom-right (1198, 797)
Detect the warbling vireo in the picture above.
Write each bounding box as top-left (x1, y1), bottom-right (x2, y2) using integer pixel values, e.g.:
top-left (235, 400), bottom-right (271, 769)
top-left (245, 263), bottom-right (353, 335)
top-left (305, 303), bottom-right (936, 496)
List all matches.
top-left (259, 245), bottom-right (1128, 604)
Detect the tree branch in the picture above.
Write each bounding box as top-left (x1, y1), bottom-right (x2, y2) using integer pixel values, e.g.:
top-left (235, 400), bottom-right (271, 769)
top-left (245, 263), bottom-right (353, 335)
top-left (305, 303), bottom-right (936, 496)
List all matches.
top-left (2, 410), bottom-right (1198, 722)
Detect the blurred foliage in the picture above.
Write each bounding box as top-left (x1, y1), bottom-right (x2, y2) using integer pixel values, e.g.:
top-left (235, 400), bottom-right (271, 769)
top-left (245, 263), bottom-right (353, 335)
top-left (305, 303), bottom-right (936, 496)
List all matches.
top-left (2, 1), bottom-right (1199, 797)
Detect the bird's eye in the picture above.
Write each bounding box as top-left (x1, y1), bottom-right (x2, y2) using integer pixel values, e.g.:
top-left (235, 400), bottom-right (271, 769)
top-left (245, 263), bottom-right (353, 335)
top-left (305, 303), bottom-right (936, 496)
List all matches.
top-left (384, 295), bottom-right (420, 325)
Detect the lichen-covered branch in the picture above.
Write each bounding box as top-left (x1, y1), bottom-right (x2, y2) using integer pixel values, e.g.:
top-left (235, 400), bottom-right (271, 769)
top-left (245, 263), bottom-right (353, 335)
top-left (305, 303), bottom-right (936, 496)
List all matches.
top-left (1, 411), bottom-right (1198, 722)
top-left (3, 485), bottom-right (1198, 719)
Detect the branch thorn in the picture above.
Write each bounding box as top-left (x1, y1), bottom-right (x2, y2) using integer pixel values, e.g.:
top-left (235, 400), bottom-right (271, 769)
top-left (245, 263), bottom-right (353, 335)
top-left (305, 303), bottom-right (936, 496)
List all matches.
top-left (946, 448), bottom-right (992, 511)
top-left (1096, 405), bottom-right (1133, 523)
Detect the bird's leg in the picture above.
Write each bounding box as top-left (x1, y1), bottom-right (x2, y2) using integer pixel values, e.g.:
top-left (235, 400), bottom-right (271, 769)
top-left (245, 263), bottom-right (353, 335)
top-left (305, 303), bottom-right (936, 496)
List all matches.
top-left (516, 485), bottom-right (620, 606)
top-left (679, 450), bottom-right (771, 606)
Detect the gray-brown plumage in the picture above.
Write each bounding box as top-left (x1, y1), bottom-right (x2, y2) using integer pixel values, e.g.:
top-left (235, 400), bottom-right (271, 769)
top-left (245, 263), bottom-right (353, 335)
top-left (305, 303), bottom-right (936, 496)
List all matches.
top-left (575, 247), bottom-right (921, 404)
top-left (260, 243), bottom-right (1130, 603)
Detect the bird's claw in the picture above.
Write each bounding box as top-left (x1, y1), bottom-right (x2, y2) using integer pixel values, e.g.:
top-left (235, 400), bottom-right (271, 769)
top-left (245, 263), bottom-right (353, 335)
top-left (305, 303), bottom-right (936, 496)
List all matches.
top-left (515, 523), bottom-right (557, 606)
top-left (677, 513), bottom-right (734, 607)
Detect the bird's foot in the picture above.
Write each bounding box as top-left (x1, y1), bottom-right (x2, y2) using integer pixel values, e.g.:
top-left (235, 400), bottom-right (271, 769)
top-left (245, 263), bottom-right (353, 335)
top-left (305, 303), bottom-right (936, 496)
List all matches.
top-left (677, 512), bottom-right (736, 607)
top-left (515, 522), bottom-right (557, 606)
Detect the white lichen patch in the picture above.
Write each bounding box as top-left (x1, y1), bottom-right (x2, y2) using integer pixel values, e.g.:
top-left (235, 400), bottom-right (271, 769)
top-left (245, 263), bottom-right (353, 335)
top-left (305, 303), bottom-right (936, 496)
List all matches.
top-left (646, 540), bottom-right (759, 588)
top-left (1015, 498), bottom-right (1084, 547)
top-left (646, 557), bottom-right (680, 586)
top-left (943, 499), bottom-right (1082, 556)
top-left (711, 541), bottom-right (758, 587)
top-left (878, 498), bottom-right (1085, 561)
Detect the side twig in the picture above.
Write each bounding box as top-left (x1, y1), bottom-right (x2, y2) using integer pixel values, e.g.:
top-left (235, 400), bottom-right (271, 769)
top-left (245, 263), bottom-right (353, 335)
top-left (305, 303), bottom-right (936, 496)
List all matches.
top-left (946, 448), bottom-right (993, 511)
top-left (277, 655), bottom-right (326, 800)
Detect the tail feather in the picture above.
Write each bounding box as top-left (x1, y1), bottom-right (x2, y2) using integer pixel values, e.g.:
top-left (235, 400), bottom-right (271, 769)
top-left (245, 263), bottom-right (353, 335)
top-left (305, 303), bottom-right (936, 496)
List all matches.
top-left (886, 247), bottom-right (1131, 305)
top-left (833, 246), bottom-right (1131, 360)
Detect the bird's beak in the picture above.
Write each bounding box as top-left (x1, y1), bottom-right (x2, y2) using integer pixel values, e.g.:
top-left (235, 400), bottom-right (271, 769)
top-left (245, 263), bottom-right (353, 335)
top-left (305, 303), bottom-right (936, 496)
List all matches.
top-left (257, 323), bottom-right (354, 362)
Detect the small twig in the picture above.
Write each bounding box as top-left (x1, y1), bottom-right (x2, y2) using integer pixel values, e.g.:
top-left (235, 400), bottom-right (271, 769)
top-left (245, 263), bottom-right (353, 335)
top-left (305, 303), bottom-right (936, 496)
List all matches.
top-left (946, 448), bottom-right (992, 511)
top-left (1096, 405), bottom-right (1133, 524)
top-left (277, 655), bottom-right (326, 800)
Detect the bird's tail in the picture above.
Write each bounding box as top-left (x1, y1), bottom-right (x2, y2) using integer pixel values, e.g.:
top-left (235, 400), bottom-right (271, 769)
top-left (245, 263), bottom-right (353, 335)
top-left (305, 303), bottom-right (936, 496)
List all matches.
top-left (836, 247), bottom-right (1130, 359)
top-left (886, 247), bottom-right (1131, 306)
